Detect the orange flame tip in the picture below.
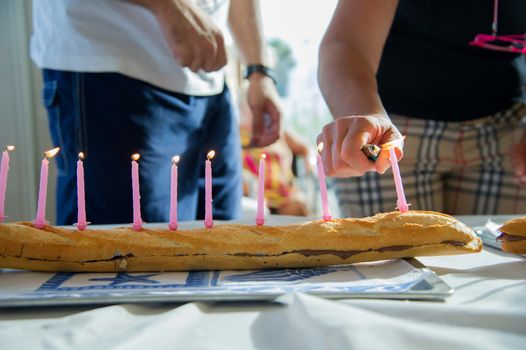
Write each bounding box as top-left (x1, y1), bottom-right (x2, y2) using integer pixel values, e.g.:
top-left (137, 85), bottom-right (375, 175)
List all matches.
top-left (380, 136), bottom-right (406, 150)
top-left (207, 150), bottom-right (215, 160)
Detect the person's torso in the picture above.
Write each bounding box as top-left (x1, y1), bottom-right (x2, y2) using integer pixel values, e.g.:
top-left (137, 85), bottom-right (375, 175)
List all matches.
top-left (377, 0), bottom-right (526, 120)
top-left (31, 0), bottom-right (230, 95)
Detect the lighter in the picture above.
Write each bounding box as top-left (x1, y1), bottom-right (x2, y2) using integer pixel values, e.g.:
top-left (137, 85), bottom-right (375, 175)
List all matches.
top-left (361, 136), bottom-right (406, 162)
top-left (361, 144), bottom-right (382, 161)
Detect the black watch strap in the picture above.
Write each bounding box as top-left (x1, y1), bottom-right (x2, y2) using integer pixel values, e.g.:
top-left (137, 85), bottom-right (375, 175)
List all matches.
top-left (244, 64), bottom-right (277, 84)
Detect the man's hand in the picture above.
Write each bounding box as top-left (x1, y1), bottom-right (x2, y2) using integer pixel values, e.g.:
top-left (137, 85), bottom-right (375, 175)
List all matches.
top-left (247, 74), bottom-right (281, 147)
top-left (317, 0), bottom-right (400, 178)
top-left (135, 0), bottom-right (227, 72)
top-left (227, 0), bottom-right (280, 147)
top-left (316, 115), bottom-right (404, 177)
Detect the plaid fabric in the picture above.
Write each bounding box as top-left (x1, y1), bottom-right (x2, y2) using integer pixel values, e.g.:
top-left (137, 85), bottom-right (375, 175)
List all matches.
top-left (335, 103), bottom-right (526, 217)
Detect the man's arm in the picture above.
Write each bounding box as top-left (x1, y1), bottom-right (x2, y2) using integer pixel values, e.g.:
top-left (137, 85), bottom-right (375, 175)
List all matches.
top-left (127, 0), bottom-right (227, 72)
top-left (319, 0), bottom-right (397, 118)
top-left (317, 0), bottom-right (403, 177)
top-left (227, 0), bottom-right (269, 67)
top-left (228, 0), bottom-right (281, 148)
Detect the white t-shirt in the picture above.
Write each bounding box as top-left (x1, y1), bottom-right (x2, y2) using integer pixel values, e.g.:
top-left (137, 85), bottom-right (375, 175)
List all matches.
top-left (30, 0), bottom-right (230, 96)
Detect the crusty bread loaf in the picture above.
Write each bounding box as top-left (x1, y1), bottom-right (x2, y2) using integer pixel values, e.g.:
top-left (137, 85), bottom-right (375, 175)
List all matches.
top-left (0, 210), bottom-right (481, 272)
top-left (498, 217), bottom-right (526, 254)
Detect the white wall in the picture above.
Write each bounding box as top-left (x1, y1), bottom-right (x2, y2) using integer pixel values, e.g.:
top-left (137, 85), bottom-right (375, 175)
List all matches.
top-left (0, 0), bottom-right (56, 223)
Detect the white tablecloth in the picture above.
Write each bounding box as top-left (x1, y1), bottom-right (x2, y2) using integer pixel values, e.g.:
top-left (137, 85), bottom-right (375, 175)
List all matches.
top-left (1, 215), bottom-right (525, 349)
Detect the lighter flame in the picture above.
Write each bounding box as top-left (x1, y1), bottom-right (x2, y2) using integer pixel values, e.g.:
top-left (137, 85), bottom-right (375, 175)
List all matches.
top-left (380, 136), bottom-right (406, 150)
top-left (317, 142), bottom-right (324, 154)
top-left (6, 145), bottom-right (15, 152)
top-left (207, 150), bottom-right (215, 160)
top-left (260, 153), bottom-right (267, 160)
top-left (78, 152), bottom-right (85, 160)
top-left (131, 153), bottom-right (140, 161)
top-left (44, 147), bottom-right (60, 159)
top-left (172, 155), bottom-right (180, 165)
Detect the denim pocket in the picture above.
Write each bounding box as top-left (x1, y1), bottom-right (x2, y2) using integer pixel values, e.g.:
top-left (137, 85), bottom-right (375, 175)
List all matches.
top-left (43, 80), bottom-right (58, 107)
top-left (42, 80), bottom-right (68, 176)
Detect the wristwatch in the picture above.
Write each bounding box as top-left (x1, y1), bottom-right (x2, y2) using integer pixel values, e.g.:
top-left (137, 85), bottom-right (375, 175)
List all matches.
top-left (243, 64), bottom-right (277, 84)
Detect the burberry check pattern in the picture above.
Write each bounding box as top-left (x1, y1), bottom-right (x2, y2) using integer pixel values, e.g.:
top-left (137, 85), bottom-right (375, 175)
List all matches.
top-left (335, 104), bottom-right (526, 217)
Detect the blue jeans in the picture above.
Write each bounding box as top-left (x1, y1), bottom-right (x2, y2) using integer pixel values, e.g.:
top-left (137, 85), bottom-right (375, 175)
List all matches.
top-left (42, 70), bottom-right (242, 225)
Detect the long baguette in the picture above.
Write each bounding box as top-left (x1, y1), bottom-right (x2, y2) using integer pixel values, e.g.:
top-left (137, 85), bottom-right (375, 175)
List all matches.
top-left (0, 210), bottom-right (481, 272)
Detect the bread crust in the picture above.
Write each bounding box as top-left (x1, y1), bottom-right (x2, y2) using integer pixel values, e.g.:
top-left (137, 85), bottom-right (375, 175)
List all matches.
top-left (0, 211), bottom-right (482, 272)
top-left (498, 217), bottom-right (526, 254)
top-left (500, 240), bottom-right (526, 254)
top-left (499, 217), bottom-right (526, 237)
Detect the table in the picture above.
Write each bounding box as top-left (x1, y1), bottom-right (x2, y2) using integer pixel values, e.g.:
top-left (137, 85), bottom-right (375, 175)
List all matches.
top-left (0, 215), bottom-right (525, 349)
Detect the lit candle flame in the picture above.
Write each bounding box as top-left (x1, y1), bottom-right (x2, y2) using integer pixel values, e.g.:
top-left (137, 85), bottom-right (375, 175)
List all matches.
top-left (5, 145), bottom-right (15, 152)
top-left (260, 153), bottom-right (267, 160)
top-left (172, 155), bottom-right (180, 165)
top-left (78, 152), bottom-right (85, 160)
top-left (131, 153), bottom-right (140, 161)
top-left (207, 150), bottom-right (215, 160)
top-left (317, 142), bottom-right (324, 154)
top-left (44, 147), bottom-right (60, 159)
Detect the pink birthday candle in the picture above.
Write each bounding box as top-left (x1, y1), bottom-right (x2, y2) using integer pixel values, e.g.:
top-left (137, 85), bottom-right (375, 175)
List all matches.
top-left (169, 155), bottom-right (180, 231)
top-left (389, 146), bottom-right (409, 213)
top-left (76, 152), bottom-right (87, 230)
top-left (204, 150), bottom-right (215, 229)
top-left (0, 145), bottom-right (15, 223)
top-left (256, 153), bottom-right (266, 226)
top-left (131, 153), bottom-right (142, 231)
top-left (35, 147), bottom-right (60, 228)
top-left (316, 142), bottom-right (332, 221)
